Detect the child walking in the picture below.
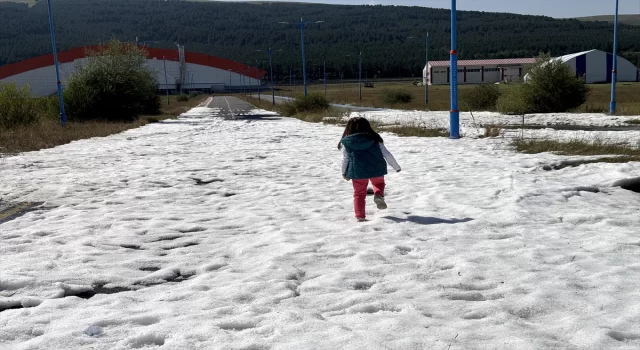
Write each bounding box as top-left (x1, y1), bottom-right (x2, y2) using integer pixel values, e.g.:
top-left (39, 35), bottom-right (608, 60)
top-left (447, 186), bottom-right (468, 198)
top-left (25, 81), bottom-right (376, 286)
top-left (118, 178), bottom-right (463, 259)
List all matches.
top-left (339, 117), bottom-right (401, 222)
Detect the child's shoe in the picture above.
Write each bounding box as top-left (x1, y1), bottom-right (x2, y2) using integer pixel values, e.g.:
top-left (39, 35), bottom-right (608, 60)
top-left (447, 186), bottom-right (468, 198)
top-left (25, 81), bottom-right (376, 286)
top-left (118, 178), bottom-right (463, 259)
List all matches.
top-left (356, 217), bottom-right (367, 222)
top-left (374, 195), bottom-right (387, 210)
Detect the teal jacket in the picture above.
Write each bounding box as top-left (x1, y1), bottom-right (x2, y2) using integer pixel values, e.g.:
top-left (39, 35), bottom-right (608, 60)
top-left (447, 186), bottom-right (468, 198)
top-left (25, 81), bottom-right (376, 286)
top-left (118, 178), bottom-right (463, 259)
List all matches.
top-left (340, 133), bottom-right (388, 180)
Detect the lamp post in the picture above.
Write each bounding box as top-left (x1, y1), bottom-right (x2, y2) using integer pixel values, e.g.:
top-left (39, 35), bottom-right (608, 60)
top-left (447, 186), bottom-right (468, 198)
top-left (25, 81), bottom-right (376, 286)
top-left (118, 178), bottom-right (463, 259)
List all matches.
top-left (324, 61), bottom-right (327, 97)
top-left (425, 33), bottom-right (429, 105)
top-left (163, 56), bottom-right (170, 105)
top-left (46, 0), bottom-right (67, 127)
top-left (258, 49), bottom-right (277, 105)
top-left (449, 0), bottom-right (460, 139)
top-left (359, 51), bottom-right (362, 101)
top-left (610, 0), bottom-right (619, 114)
top-left (279, 19), bottom-right (324, 97)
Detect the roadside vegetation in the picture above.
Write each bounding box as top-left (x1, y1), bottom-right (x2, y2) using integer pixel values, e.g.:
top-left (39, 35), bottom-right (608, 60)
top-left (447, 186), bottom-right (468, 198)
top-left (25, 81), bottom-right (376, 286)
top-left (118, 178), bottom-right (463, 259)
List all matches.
top-left (512, 137), bottom-right (640, 165)
top-left (0, 39), bottom-right (207, 155)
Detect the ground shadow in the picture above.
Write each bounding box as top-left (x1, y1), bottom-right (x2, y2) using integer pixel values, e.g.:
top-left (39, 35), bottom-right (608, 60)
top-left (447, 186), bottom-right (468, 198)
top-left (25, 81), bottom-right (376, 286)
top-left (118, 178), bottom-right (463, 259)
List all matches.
top-left (383, 215), bottom-right (473, 225)
top-left (226, 114), bottom-right (282, 121)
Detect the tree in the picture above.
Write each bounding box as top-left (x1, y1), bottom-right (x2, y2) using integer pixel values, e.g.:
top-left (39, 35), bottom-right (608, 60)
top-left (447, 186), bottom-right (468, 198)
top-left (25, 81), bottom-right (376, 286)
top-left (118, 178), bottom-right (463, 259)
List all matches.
top-left (64, 39), bottom-right (160, 121)
top-left (498, 57), bottom-right (590, 114)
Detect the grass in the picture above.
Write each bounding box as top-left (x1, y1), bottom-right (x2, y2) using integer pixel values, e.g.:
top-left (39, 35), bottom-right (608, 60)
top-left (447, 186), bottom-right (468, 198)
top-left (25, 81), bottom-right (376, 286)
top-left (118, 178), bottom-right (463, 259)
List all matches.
top-left (625, 119), bottom-right (640, 125)
top-left (239, 95), bottom-right (448, 138)
top-left (513, 138), bottom-right (640, 156)
top-left (275, 81), bottom-right (640, 115)
top-left (0, 95), bottom-right (207, 154)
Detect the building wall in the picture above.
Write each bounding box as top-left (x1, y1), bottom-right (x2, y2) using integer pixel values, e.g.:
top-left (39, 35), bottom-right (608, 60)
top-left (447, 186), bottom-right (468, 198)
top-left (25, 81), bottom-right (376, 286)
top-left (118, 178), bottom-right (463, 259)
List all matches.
top-left (426, 64), bottom-right (527, 85)
top-left (1, 58), bottom-right (261, 97)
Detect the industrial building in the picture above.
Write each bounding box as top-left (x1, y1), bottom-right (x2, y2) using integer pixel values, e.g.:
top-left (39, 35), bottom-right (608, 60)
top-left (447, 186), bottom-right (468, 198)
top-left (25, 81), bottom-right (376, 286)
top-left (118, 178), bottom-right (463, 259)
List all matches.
top-left (525, 49), bottom-right (640, 84)
top-left (423, 58), bottom-right (537, 85)
top-left (0, 46), bottom-right (266, 97)
top-left (424, 50), bottom-right (639, 85)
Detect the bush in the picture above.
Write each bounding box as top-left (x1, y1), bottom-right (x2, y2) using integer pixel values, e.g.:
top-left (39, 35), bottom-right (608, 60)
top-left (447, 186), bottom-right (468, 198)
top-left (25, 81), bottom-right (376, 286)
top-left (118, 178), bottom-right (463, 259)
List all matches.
top-left (498, 58), bottom-right (590, 114)
top-left (279, 93), bottom-right (330, 116)
top-left (177, 94), bottom-right (190, 102)
top-left (188, 91), bottom-right (199, 99)
top-left (381, 89), bottom-right (413, 104)
top-left (64, 39), bottom-right (160, 121)
top-left (460, 84), bottom-right (501, 111)
top-left (0, 83), bottom-right (37, 129)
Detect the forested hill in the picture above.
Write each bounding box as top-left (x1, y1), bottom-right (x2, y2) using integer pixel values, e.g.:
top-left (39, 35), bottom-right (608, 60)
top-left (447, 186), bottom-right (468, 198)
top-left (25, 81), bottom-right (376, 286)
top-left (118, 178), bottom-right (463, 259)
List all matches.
top-left (1, 0), bottom-right (640, 78)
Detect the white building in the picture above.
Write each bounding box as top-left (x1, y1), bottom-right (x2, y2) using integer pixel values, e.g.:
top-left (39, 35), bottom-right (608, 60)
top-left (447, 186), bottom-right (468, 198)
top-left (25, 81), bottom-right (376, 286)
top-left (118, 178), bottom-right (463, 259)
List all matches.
top-left (525, 49), bottom-right (639, 84)
top-left (423, 58), bottom-right (537, 85)
top-left (424, 50), bottom-right (640, 86)
top-left (0, 46), bottom-right (265, 96)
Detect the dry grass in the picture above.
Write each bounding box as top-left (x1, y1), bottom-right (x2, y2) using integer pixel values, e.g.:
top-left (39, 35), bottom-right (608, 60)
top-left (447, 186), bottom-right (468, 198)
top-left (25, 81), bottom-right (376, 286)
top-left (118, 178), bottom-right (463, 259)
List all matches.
top-left (513, 138), bottom-right (640, 157)
top-left (625, 119), bottom-right (640, 125)
top-left (0, 95), bottom-right (207, 154)
top-left (484, 125), bottom-right (503, 138)
top-left (276, 81), bottom-right (640, 115)
top-left (382, 124), bottom-right (449, 138)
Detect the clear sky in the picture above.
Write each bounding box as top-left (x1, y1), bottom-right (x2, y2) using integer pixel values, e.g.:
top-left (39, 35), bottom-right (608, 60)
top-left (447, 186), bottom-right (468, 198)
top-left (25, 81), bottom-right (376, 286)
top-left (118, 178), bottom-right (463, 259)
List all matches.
top-left (217, 0), bottom-right (639, 18)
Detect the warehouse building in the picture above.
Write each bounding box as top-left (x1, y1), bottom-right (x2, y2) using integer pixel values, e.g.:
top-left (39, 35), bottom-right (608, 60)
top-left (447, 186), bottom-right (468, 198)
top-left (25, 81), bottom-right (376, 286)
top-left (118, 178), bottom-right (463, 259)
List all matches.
top-left (424, 50), bottom-right (639, 85)
top-left (423, 58), bottom-right (537, 85)
top-left (525, 49), bottom-right (640, 84)
top-left (0, 46), bottom-right (266, 97)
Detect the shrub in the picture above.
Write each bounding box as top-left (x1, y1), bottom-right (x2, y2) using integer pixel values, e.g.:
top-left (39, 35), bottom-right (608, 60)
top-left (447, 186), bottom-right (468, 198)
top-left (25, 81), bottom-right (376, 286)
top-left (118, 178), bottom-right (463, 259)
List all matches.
top-left (460, 84), bottom-right (501, 111)
top-left (188, 91), bottom-right (199, 99)
top-left (294, 93), bottom-right (329, 112)
top-left (498, 58), bottom-right (590, 114)
top-left (176, 94), bottom-right (190, 102)
top-left (0, 83), bottom-right (37, 129)
top-left (64, 39), bottom-right (160, 121)
top-left (381, 89), bottom-right (413, 104)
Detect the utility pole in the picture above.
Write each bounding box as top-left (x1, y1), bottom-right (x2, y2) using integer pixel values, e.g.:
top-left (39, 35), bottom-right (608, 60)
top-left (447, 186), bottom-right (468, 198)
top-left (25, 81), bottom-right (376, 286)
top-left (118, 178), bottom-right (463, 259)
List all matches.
top-left (610, 0), bottom-right (619, 114)
top-left (449, 0), bottom-right (460, 138)
top-left (46, 0), bottom-right (67, 127)
top-left (163, 56), bottom-right (170, 105)
top-left (324, 61), bottom-right (327, 97)
top-left (359, 51), bottom-right (362, 101)
top-left (425, 33), bottom-right (429, 105)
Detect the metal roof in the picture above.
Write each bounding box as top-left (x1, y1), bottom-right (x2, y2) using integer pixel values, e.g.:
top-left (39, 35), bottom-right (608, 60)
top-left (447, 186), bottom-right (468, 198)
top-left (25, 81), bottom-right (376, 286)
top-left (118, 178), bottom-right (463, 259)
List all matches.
top-left (428, 58), bottom-right (537, 67)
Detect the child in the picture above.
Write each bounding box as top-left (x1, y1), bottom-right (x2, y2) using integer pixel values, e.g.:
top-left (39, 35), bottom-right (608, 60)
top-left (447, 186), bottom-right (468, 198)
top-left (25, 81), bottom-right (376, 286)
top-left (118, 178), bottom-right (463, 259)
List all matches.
top-left (339, 117), bottom-right (401, 222)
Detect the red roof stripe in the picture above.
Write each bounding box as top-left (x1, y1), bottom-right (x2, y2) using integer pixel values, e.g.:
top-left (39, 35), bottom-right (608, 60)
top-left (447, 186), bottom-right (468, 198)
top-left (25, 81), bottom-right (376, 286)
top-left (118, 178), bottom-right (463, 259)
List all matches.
top-left (429, 58), bottom-right (537, 67)
top-left (0, 46), bottom-right (266, 80)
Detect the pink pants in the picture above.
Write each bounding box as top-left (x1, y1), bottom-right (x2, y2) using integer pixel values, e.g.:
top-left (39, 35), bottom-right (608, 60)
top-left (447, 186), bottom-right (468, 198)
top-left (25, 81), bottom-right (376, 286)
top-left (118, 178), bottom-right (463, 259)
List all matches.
top-left (352, 176), bottom-right (385, 219)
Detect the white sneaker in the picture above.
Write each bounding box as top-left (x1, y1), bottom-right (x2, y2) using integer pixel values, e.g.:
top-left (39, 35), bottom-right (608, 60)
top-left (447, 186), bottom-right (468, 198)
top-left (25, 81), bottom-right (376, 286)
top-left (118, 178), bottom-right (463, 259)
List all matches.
top-left (374, 195), bottom-right (387, 210)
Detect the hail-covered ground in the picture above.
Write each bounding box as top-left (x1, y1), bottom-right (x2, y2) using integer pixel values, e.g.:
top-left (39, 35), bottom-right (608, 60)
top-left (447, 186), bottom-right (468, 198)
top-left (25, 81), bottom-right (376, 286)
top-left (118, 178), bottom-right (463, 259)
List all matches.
top-left (2, 99), bottom-right (640, 350)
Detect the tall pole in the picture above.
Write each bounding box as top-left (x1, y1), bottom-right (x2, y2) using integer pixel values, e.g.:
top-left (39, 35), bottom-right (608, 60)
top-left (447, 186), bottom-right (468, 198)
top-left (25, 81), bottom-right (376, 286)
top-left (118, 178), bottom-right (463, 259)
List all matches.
top-left (358, 51), bottom-right (362, 101)
top-left (163, 57), bottom-right (170, 105)
top-left (300, 19), bottom-right (308, 97)
top-left (269, 49), bottom-right (275, 105)
top-left (46, 0), bottom-right (67, 127)
top-left (324, 61), bottom-right (327, 97)
top-left (610, 0), bottom-right (619, 114)
top-left (425, 33), bottom-right (429, 106)
top-left (449, 0), bottom-right (460, 139)
top-left (256, 60), bottom-right (261, 101)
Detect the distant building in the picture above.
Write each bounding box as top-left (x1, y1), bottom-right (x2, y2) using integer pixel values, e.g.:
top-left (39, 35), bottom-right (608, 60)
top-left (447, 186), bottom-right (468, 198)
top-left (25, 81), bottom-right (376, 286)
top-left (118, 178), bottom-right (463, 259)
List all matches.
top-left (525, 49), bottom-right (639, 84)
top-left (0, 46), bottom-right (266, 97)
top-left (423, 58), bottom-right (537, 85)
top-left (424, 50), bottom-right (640, 85)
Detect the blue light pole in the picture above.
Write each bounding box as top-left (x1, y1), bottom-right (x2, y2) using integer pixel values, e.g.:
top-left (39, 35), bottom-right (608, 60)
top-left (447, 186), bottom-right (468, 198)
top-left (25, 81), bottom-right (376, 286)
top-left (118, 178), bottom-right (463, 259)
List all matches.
top-left (449, 0), bottom-right (460, 139)
top-left (425, 33), bottom-right (429, 105)
top-left (163, 56), bottom-right (169, 105)
top-left (279, 19), bottom-right (324, 97)
top-left (610, 0), bottom-right (619, 114)
top-left (46, 0), bottom-right (67, 127)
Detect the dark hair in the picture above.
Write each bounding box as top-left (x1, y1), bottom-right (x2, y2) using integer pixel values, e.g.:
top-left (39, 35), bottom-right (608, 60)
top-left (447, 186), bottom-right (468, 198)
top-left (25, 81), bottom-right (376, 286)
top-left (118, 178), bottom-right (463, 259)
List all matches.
top-left (338, 117), bottom-right (384, 149)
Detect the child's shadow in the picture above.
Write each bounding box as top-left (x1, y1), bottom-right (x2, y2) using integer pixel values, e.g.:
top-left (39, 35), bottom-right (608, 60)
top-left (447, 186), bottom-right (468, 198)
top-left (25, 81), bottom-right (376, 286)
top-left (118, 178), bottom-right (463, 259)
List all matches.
top-left (383, 215), bottom-right (473, 225)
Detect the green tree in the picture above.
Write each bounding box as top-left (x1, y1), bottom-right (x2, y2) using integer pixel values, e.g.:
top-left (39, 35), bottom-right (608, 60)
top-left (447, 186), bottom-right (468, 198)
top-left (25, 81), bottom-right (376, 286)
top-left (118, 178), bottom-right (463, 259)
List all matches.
top-left (498, 57), bottom-right (590, 114)
top-left (0, 82), bottom-right (37, 129)
top-left (64, 39), bottom-right (160, 121)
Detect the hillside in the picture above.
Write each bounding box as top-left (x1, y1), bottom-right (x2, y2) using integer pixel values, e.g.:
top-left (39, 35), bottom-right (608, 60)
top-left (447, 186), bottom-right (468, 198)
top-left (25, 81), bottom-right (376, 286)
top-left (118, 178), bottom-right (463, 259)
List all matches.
top-left (577, 15), bottom-right (640, 26)
top-left (1, 0), bottom-right (640, 79)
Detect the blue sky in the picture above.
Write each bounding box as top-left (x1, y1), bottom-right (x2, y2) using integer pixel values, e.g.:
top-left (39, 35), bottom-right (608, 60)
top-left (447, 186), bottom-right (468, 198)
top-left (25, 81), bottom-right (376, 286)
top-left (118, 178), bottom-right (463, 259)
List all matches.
top-left (218, 0), bottom-right (639, 18)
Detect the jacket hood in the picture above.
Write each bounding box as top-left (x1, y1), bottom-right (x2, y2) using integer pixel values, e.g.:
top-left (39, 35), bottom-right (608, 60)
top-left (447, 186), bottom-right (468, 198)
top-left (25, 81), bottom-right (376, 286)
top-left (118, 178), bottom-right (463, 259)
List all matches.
top-left (341, 133), bottom-right (376, 151)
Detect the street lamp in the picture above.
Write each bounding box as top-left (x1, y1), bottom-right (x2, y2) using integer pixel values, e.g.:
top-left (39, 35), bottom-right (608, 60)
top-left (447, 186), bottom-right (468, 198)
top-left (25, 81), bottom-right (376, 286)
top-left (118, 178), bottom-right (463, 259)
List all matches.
top-left (46, 0), bottom-right (67, 127)
top-left (610, 0), bottom-right (619, 114)
top-left (279, 18), bottom-right (324, 97)
top-left (407, 35), bottom-right (430, 106)
top-left (163, 56), bottom-right (170, 105)
top-left (450, 0), bottom-right (460, 139)
top-left (258, 49), bottom-right (278, 105)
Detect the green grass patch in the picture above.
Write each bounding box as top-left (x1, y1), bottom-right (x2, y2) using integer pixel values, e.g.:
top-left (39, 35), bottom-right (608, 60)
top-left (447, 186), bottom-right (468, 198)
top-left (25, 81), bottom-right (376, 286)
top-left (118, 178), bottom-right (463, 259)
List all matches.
top-left (382, 123), bottom-right (449, 138)
top-left (513, 138), bottom-right (640, 156)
